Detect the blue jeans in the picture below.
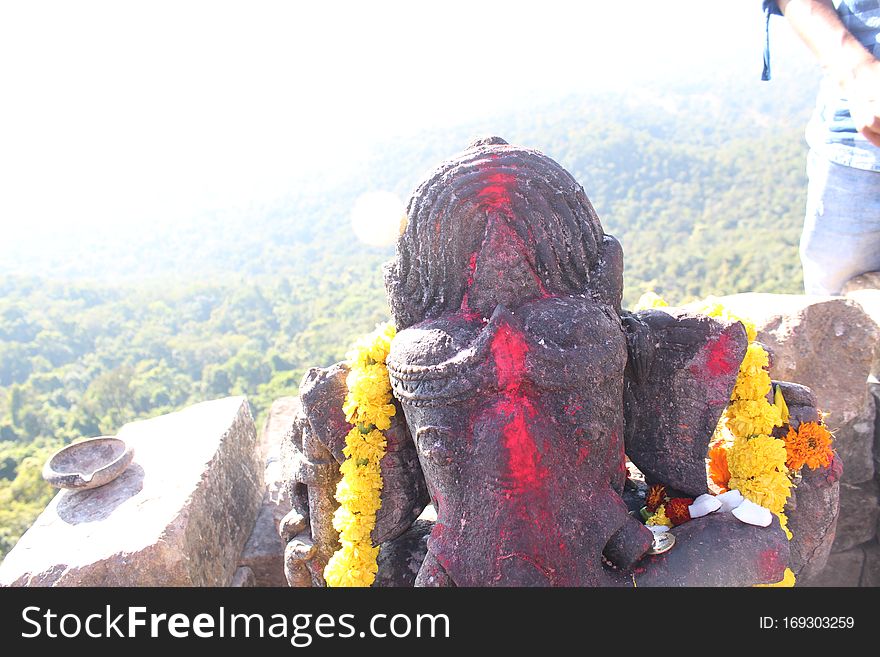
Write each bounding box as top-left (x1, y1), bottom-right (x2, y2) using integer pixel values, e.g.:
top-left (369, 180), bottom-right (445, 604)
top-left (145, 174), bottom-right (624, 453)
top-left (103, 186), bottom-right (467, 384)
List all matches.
top-left (800, 149), bottom-right (880, 295)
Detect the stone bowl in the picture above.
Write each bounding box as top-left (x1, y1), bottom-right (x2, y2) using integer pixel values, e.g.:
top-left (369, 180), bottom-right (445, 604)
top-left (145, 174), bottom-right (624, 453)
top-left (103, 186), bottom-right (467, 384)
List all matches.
top-left (42, 437), bottom-right (134, 490)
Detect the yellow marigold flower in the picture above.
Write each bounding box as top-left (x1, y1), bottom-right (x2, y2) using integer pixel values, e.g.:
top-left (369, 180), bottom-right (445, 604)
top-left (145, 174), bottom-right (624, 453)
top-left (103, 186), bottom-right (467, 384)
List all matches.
top-left (727, 435), bottom-right (788, 478)
top-left (325, 543), bottom-right (380, 587)
top-left (729, 471), bottom-right (791, 515)
top-left (726, 399), bottom-right (782, 437)
top-left (732, 369), bottom-right (773, 401)
top-left (347, 322), bottom-right (396, 368)
top-left (755, 567), bottom-right (796, 588)
top-left (740, 342), bottom-right (769, 372)
top-left (646, 505), bottom-right (673, 528)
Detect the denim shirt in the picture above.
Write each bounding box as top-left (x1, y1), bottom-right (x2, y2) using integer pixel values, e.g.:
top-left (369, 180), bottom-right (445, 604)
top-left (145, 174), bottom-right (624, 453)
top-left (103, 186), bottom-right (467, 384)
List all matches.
top-left (763, 0), bottom-right (880, 172)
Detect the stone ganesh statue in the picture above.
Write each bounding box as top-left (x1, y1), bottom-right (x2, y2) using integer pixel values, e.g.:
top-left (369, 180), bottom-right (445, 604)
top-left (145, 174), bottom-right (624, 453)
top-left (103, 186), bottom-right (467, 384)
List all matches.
top-left (279, 137), bottom-right (834, 587)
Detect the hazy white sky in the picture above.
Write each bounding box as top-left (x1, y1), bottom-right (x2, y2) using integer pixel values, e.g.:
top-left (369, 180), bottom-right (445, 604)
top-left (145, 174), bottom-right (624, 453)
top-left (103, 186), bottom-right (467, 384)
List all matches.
top-left (0, 1), bottom-right (802, 241)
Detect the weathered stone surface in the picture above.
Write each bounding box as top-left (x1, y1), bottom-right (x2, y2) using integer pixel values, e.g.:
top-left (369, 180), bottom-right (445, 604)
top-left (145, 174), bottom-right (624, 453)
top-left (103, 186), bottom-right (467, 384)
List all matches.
top-left (861, 540), bottom-right (880, 587)
top-left (260, 396), bottom-right (296, 526)
top-left (373, 520), bottom-right (432, 588)
top-left (774, 381), bottom-right (820, 427)
top-left (786, 455), bottom-right (842, 580)
top-left (231, 566), bottom-right (256, 587)
top-left (870, 380), bottom-right (880, 478)
top-left (239, 503), bottom-right (286, 587)
top-left (832, 479), bottom-right (880, 552)
top-left (834, 393), bottom-right (876, 485)
top-left (634, 513), bottom-right (790, 587)
top-left (280, 390), bottom-right (336, 587)
top-left (800, 547), bottom-right (865, 587)
top-left (716, 293), bottom-right (879, 484)
top-left (0, 397), bottom-right (262, 586)
top-left (843, 272), bottom-right (880, 377)
top-left (238, 396), bottom-right (299, 587)
top-left (842, 271), bottom-right (880, 295)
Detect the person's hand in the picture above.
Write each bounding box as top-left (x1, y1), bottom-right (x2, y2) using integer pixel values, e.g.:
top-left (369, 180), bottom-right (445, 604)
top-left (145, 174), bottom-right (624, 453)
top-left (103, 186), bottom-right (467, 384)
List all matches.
top-left (841, 57), bottom-right (880, 148)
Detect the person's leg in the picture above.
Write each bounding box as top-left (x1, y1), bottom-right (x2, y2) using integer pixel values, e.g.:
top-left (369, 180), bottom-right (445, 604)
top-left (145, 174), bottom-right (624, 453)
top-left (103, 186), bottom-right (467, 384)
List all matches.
top-left (800, 149), bottom-right (880, 295)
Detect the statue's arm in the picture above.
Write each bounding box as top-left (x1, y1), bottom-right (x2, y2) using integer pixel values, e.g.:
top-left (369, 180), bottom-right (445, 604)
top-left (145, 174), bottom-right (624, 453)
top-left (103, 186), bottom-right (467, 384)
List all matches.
top-left (280, 362), bottom-right (429, 586)
top-left (622, 308), bottom-right (748, 496)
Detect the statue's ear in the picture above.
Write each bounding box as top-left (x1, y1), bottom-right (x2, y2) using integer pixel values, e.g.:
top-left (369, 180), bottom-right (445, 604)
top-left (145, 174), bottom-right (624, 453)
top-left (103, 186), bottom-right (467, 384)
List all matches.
top-left (590, 234), bottom-right (623, 313)
top-left (384, 257), bottom-right (419, 332)
top-left (624, 309), bottom-right (748, 496)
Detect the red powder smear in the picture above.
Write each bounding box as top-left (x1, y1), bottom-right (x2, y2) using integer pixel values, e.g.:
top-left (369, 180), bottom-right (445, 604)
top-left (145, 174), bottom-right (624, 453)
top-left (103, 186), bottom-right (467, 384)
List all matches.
top-left (758, 548), bottom-right (785, 582)
top-left (477, 172), bottom-right (516, 211)
top-left (689, 332), bottom-right (738, 378)
top-left (488, 322), bottom-right (571, 581)
top-left (576, 444), bottom-right (590, 465)
top-left (491, 322), bottom-right (529, 390)
top-left (705, 333), bottom-right (737, 376)
top-left (467, 251), bottom-right (478, 277)
top-left (501, 405), bottom-right (546, 492)
top-left (459, 252), bottom-right (479, 315)
top-left (490, 324), bottom-right (549, 494)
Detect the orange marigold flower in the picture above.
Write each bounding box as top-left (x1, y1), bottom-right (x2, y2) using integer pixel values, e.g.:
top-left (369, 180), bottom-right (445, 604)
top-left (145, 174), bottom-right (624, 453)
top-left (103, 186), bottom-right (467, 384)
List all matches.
top-left (708, 444), bottom-right (731, 492)
top-left (646, 484), bottom-right (667, 512)
top-left (784, 422), bottom-right (833, 471)
top-left (665, 498), bottom-right (692, 526)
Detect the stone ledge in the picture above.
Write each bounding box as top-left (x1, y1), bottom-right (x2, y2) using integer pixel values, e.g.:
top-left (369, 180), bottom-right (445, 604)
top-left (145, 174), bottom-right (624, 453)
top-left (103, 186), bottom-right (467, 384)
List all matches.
top-left (0, 397), bottom-right (262, 587)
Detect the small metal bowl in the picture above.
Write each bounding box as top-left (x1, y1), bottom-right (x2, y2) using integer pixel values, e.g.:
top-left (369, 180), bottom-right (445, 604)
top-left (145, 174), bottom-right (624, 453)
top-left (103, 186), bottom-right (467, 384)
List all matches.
top-left (42, 436), bottom-right (134, 490)
top-left (647, 531), bottom-right (676, 555)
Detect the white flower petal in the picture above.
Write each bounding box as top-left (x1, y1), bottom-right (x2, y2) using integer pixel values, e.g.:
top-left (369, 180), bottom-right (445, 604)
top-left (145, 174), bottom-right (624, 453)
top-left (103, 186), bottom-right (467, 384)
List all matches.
top-left (688, 493), bottom-right (722, 518)
top-left (731, 498), bottom-right (773, 527)
top-left (716, 489), bottom-right (745, 513)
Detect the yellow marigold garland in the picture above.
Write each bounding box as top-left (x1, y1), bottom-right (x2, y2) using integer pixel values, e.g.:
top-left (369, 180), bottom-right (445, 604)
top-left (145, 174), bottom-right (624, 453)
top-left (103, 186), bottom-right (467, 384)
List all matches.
top-left (699, 300), bottom-right (794, 586)
top-left (324, 322), bottom-right (396, 587)
top-left (699, 306), bottom-right (789, 496)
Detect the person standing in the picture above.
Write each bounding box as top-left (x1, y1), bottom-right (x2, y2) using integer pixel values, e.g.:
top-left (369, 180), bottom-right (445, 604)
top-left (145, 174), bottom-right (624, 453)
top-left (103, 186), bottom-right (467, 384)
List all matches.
top-left (764, 0), bottom-right (880, 295)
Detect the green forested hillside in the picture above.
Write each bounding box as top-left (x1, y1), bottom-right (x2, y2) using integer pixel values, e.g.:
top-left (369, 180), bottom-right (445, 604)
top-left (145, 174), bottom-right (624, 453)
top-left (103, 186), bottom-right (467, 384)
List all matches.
top-left (0, 72), bottom-right (818, 559)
